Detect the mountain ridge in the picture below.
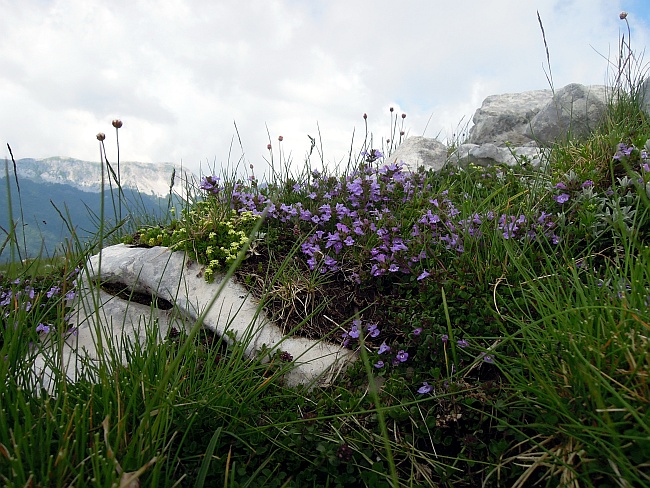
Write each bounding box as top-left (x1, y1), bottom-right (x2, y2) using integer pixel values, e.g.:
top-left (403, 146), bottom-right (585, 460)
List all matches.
top-left (2, 157), bottom-right (194, 198)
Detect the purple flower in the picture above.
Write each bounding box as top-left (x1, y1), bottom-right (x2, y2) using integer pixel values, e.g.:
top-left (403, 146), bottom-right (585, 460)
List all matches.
top-left (417, 270), bottom-right (430, 281)
top-left (457, 339), bottom-right (469, 348)
top-left (367, 323), bottom-right (380, 338)
top-left (200, 176), bottom-right (221, 194)
top-left (374, 360), bottom-right (385, 369)
top-left (581, 180), bottom-right (594, 188)
top-left (413, 327), bottom-right (423, 336)
top-left (555, 182), bottom-right (567, 189)
top-left (46, 286), bottom-right (61, 298)
top-left (441, 334), bottom-right (448, 344)
top-left (390, 239), bottom-right (408, 253)
top-left (36, 323), bottom-right (51, 334)
top-left (396, 350), bottom-right (409, 362)
top-left (481, 353), bottom-right (494, 364)
top-left (65, 290), bottom-right (76, 300)
top-left (348, 325), bottom-right (360, 339)
top-left (378, 342), bottom-right (391, 355)
top-left (553, 193), bottom-right (570, 204)
top-left (417, 382), bottom-right (433, 394)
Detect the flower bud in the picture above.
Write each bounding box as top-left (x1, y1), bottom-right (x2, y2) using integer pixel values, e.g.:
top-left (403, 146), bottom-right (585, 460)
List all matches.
top-left (267, 144), bottom-right (272, 150)
top-left (363, 113), bottom-right (367, 119)
top-left (278, 135), bottom-right (283, 142)
top-left (112, 119), bottom-right (123, 129)
top-left (96, 133), bottom-right (106, 141)
top-left (389, 107), bottom-right (394, 112)
top-left (620, 11), bottom-right (627, 20)
top-left (401, 113), bottom-right (406, 119)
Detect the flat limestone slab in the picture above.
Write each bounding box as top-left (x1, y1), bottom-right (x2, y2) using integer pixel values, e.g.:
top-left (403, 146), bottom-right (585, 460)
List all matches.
top-left (30, 244), bottom-right (355, 393)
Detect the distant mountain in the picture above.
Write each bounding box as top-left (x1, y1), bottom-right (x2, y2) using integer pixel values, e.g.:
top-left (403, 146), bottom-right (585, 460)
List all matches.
top-left (0, 158), bottom-right (196, 262)
top-left (4, 157), bottom-right (192, 198)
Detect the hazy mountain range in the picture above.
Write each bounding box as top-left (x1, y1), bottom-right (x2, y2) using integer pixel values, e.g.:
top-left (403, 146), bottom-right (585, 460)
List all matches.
top-left (4, 157), bottom-right (192, 197)
top-left (1, 157), bottom-right (196, 263)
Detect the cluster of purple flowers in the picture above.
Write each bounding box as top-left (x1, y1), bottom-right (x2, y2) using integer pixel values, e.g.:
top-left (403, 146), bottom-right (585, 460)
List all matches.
top-left (1, 276), bottom-right (77, 335)
top-left (1, 283), bottom-right (37, 315)
top-left (613, 142), bottom-right (649, 162)
top-left (372, 341), bottom-right (409, 369)
top-left (199, 176), bottom-right (222, 195)
top-left (341, 318), bottom-right (381, 347)
top-left (200, 161), bottom-right (564, 283)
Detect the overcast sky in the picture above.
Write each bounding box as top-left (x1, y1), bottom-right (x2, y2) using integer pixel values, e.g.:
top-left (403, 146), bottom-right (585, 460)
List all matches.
top-left (1, 0), bottom-right (649, 179)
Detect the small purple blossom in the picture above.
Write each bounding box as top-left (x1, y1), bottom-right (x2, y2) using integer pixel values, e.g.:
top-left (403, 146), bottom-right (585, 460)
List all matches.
top-left (46, 286), bottom-right (61, 298)
top-left (367, 323), bottom-right (380, 338)
top-left (374, 360), bottom-right (384, 369)
top-left (348, 325), bottom-right (360, 339)
top-left (413, 327), bottom-right (423, 336)
top-left (457, 339), bottom-right (469, 348)
top-left (417, 270), bottom-right (430, 281)
top-left (200, 176), bottom-right (221, 194)
top-left (417, 382), bottom-right (433, 394)
top-left (378, 342), bottom-right (391, 355)
top-left (553, 193), bottom-right (570, 204)
top-left (396, 350), bottom-right (409, 362)
top-left (36, 323), bottom-right (51, 334)
top-left (481, 353), bottom-right (495, 364)
top-left (441, 334), bottom-right (448, 344)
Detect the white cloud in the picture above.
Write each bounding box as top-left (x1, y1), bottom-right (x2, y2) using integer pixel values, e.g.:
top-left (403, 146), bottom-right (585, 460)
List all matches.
top-left (1, 0), bottom-right (647, 179)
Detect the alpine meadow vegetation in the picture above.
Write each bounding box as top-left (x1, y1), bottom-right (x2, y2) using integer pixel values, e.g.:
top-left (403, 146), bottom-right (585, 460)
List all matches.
top-left (1, 14), bottom-right (649, 487)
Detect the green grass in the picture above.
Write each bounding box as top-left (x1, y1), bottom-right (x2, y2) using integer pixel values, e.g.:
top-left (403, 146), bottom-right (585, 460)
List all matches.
top-left (1, 28), bottom-right (650, 486)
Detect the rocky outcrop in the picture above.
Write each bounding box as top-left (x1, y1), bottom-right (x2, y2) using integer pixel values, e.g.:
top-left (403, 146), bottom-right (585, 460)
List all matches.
top-left (525, 84), bottom-right (609, 144)
top-left (383, 136), bottom-right (448, 172)
top-left (390, 82), bottom-right (620, 172)
top-left (30, 244), bottom-right (355, 393)
top-left (467, 88), bottom-right (551, 146)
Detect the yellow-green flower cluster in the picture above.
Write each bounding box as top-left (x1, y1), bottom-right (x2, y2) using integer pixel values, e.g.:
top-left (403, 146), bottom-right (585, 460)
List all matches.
top-left (124, 207), bottom-right (260, 283)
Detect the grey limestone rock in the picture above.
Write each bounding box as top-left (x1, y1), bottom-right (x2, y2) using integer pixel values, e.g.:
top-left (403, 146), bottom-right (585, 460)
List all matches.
top-left (384, 136), bottom-right (448, 172)
top-left (30, 244), bottom-right (355, 393)
top-left (640, 78), bottom-right (650, 116)
top-left (468, 89), bottom-right (552, 146)
top-left (448, 143), bottom-right (547, 167)
top-left (526, 83), bottom-right (609, 144)
top-left (392, 82), bottom-right (620, 171)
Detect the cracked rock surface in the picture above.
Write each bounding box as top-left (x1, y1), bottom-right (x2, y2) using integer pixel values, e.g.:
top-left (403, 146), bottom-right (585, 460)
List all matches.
top-left (30, 244), bottom-right (355, 393)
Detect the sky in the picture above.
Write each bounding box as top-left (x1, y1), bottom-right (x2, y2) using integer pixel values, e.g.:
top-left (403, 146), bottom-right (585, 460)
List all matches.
top-left (1, 0), bottom-right (649, 180)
